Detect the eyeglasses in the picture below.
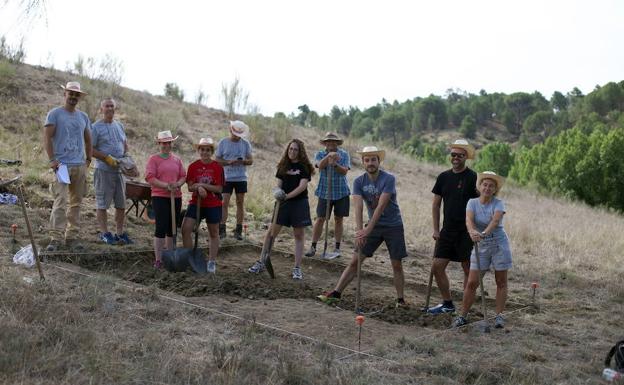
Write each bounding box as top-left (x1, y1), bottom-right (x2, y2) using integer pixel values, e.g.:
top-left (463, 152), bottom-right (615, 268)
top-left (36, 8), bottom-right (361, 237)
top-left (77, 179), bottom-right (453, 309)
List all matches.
top-left (450, 152), bottom-right (466, 158)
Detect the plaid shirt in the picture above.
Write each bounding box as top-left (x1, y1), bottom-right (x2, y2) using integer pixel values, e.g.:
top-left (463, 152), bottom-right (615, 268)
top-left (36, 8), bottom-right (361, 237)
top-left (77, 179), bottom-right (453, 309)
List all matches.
top-left (314, 148), bottom-right (351, 200)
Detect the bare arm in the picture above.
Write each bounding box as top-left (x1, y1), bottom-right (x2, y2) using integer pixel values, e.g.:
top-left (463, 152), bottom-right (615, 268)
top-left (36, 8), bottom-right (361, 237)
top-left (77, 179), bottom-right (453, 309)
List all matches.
top-left (285, 178), bottom-right (308, 200)
top-left (432, 194), bottom-right (442, 240)
top-left (481, 211), bottom-right (504, 236)
top-left (43, 124), bottom-right (59, 170)
top-left (84, 127), bottom-right (92, 165)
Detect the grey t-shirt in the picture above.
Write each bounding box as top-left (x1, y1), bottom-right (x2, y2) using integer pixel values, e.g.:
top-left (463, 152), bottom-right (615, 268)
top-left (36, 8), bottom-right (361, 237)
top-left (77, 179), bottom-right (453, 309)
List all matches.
top-left (45, 107), bottom-right (91, 166)
top-left (353, 169), bottom-right (403, 227)
top-left (215, 137), bottom-right (253, 182)
top-left (91, 119), bottom-right (126, 172)
top-left (466, 197), bottom-right (505, 233)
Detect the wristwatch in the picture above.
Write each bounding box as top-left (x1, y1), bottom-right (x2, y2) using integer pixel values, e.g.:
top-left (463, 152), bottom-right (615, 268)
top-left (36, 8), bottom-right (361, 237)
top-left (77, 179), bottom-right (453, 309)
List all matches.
top-left (480, 232), bottom-right (487, 237)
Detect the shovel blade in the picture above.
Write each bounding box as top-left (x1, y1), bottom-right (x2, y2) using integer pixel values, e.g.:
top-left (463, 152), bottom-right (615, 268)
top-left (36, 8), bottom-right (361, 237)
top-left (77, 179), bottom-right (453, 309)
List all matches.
top-left (162, 248), bottom-right (192, 272)
top-left (476, 319), bottom-right (491, 333)
top-left (188, 250), bottom-right (207, 274)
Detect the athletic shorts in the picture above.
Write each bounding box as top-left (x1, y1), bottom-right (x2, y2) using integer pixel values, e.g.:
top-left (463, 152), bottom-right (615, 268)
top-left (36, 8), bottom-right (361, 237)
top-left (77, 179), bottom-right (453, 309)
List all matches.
top-left (276, 198), bottom-right (312, 228)
top-left (184, 204), bottom-right (222, 225)
top-left (151, 196), bottom-right (182, 238)
top-left (361, 225), bottom-right (407, 261)
top-left (470, 234), bottom-right (512, 271)
top-left (94, 168), bottom-right (125, 210)
top-left (316, 195), bottom-right (350, 218)
top-left (222, 181), bottom-right (247, 194)
top-left (434, 228), bottom-right (473, 262)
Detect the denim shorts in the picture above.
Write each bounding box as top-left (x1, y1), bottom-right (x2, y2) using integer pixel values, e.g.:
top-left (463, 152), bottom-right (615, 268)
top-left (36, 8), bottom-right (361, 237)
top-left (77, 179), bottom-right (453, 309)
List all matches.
top-left (184, 204), bottom-right (222, 225)
top-left (470, 233), bottom-right (513, 271)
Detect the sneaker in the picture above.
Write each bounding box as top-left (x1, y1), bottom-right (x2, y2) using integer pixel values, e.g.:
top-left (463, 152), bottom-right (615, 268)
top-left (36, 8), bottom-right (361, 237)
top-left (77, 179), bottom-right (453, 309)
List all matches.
top-left (219, 224), bottom-right (226, 239)
top-left (452, 315), bottom-right (468, 328)
top-left (494, 313), bottom-right (505, 328)
top-left (304, 245), bottom-right (316, 257)
top-left (99, 232), bottom-right (116, 245)
top-left (207, 260), bottom-right (216, 274)
top-left (248, 260), bottom-right (265, 273)
top-left (317, 291), bottom-right (340, 305)
top-left (332, 248), bottom-right (341, 258)
top-left (233, 229), bottom-right (243, 241)
top-left (292, 267), bottom-right (303, 280)
top-left (153, 260), bottom-right (163, 269)
top-left (395, 298), bottom-right (409, 309)
top-left (427, 303), bottom-right (456, 315)
top-left (45, 239), bottom-right (61, 252)
top-left (116, 232), bottom-right (134, 245)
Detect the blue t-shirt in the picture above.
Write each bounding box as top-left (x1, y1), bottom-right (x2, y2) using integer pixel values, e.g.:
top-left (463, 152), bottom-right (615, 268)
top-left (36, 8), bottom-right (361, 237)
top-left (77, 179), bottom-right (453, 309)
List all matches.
top-left (45, 107), bottom-right (91, 166)
top-left (314, 148), bottom-right (351, 200)
top-left (352, 170), bottom-right (402, 227)
top-left (215, 137), bottom-right (253, 182)
top-left (466, 197), bottom-right (506, 234)
top-left (91, 119), bottom-right (126, 172)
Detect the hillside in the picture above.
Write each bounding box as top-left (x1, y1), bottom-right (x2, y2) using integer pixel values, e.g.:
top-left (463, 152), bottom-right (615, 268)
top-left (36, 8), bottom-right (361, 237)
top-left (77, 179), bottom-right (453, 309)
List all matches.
top-left (1, 61), bottom-right (623, 384)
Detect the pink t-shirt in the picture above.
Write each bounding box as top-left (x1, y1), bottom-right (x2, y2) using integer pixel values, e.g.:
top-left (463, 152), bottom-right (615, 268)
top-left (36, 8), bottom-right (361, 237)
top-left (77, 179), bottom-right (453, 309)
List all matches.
top-left (145, 153), bottom-right (186, 198)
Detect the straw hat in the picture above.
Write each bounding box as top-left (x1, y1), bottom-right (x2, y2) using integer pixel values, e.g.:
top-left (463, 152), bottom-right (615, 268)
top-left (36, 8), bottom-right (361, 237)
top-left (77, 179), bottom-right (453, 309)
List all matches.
top-left (156, 130), bottom-right (179, 143)
top-left (229, 120), bottom-right (249, 138)
top-left (193, 137), bottom-right (215, 149)
top-left (356, 145), bottom-right (385, 162)
top-left (320, 132), bottom-right (344, 145)
top-left (477, 171), bottom-right (505, 192)
top-left (449, 139), bottom-right (476, 160)
top-left (60, 81), bottom-right (87, 94)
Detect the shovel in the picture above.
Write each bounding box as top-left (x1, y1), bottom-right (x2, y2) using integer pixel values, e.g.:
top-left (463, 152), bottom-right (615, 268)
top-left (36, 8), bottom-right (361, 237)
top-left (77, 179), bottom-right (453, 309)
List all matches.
top-left (354, 246), bottom-right (363, 314)
top-left (259, 200), bottom-right (281, 279)
top-left (320, 166), bottom-right (337, 259)
top-left (162, 190), bottom-right (194, 273)
top-left (474, 241), bottom-right (491, 333)
top-left (421, 258), bottom-right (435, 312)
top-left (187, 195), bottom-right (207, 274)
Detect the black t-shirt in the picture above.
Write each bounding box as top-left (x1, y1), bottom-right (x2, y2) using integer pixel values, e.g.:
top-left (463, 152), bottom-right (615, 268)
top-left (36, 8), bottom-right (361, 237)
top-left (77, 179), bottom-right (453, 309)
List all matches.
top-left (276, 161), bottom-right (310, 201)
top-left (432, 168), bottom-right (479, 231)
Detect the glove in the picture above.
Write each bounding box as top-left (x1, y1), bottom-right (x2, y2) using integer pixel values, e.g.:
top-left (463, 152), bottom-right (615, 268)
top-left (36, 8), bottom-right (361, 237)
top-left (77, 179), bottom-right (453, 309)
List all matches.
top-left (272, 187), bottom-right (287, 201)
top-left (104, 155), bottom-right (118, 168)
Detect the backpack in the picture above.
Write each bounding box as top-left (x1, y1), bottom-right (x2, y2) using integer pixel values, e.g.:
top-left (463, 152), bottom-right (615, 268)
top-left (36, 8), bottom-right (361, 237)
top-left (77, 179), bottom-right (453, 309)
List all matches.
top-left (605, 340), bottom-right (624, 372)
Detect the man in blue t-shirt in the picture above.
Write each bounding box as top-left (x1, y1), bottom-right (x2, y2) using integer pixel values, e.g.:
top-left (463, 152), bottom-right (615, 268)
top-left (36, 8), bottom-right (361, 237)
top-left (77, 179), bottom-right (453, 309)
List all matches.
top-left (44, 81), bottom-right (92, 252)
top-left (305, 132), bottom-right (351, 259)
top-left (318, 146), bottom-right (408, 308)
top-left (215, 120), bottom-right (253, 240)
top-left (91, 98), bottom-right (133, 246)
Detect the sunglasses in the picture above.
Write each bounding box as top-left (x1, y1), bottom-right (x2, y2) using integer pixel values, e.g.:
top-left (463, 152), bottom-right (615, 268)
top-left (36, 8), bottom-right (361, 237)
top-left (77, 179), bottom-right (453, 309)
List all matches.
top-left (450, 152), bottom-right (466, 158)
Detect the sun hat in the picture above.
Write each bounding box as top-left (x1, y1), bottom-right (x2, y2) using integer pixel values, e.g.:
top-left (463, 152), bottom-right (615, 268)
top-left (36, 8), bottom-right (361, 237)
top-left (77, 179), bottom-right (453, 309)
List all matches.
top-left (356, 145), bottom-right (385, 162)
top-left (193, 137), bottom-right (215, 149)
top-left (477, 171), bottom-right (505, 192)
top-left (229, 120), bottom-right (249, 138)
top-left (156, 130), bottom-right (179, 143)
top-left (320, 132), bottom-right (344, 145)
top-left (449, 139), bottom-right (476, 160)
top-left (60, 81), bottom-right (87, 95)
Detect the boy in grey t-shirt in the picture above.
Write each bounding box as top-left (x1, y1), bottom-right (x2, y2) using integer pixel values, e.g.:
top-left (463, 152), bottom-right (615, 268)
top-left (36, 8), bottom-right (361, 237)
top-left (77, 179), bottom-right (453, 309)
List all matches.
top-left (215, 121), bottom-right (253, 240)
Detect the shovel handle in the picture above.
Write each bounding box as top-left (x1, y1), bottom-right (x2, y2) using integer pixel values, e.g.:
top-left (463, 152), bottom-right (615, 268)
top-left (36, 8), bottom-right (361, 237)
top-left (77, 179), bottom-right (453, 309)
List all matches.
top-left (193, 194), bottom-right (201, 252)
top-left (474, 241), bottom-right (487, 323)
top-left (17, 184), bottom-right (44, 281)
top-left (355, 246), bottom-right (363, 314)
top-left (322, 166), bottom-right (332, 256)
top-left (170, 190), bottom-right (176, 248)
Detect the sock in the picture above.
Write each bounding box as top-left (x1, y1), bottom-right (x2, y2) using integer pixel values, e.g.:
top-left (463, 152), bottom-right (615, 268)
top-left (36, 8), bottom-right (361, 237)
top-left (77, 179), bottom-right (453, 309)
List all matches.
top-left (235, 223), bottom-right (242, 231)
top-left (443, 300), bottom-right (454, 307)
top-left (335, 242), bottom-right (341, 250)
top-left (311, 242), bottom-right (317, 249)
top-left (397, 297), bottom-right (406, 304)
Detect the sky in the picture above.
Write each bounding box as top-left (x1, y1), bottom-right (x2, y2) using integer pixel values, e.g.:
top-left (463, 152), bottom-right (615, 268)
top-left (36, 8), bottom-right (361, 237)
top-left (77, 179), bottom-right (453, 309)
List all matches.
top-left (1, 0), bottom-right (623, 116)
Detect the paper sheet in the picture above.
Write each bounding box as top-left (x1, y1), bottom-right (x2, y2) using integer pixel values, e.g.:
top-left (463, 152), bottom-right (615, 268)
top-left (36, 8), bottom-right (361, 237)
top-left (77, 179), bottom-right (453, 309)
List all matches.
top-left (56, 164), bottom-right (70, 184)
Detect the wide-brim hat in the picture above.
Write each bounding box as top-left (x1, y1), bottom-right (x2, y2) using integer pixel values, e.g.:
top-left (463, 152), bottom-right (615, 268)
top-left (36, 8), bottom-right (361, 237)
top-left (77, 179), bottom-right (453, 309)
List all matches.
top-left (60, 81), bottom-right (87, 95)
top-left (356, 145), bottom-right (385, 162)
top-left (230, 120), bottom-right (249, 138)
top-left (193, 137), bottom-right (215, 149)
top-left (156, 130), bottom-right (179, 143)
top-left (449, 139), bottom-right (475, 160)
top-left (477, 171), bottom-right (505, 192)
top-left (320, 132), bottom-right (343, 145)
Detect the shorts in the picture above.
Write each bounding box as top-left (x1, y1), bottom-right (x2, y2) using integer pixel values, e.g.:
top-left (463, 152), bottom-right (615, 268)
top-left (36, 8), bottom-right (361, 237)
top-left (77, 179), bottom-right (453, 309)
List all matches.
top-left (470, 234), bottom-right (513, 271)
top-left (276, 198), bottom-right (312, 228)
top-left (434, 228), bottom-right (473, 262)
top-left (222, 181), bottom-right (247, 194)
top-left (94, 168), bottom-right (125, 209)
top-left (361, 225), bottom-right (407, 261)
top-left (151, 196), bottom-right (182, 238)
top-left (316, 195), bottom-right (350, 218)
top-left (184, 204), bottom-right (222, 225)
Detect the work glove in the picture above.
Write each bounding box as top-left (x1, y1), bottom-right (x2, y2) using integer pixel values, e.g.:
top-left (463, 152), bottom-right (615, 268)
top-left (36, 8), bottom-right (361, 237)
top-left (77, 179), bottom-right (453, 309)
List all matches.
top-left (104, 155), bottom-right (118, 168)
top-left (272, 187), bottom-right (287, 201)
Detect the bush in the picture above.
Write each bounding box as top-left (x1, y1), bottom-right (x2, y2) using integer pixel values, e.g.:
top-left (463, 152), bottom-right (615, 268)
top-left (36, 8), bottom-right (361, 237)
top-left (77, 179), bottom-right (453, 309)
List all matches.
top-left (474, 142), bottom-right (514, 176)
top-left (164, 83), bottom-right (184, 102)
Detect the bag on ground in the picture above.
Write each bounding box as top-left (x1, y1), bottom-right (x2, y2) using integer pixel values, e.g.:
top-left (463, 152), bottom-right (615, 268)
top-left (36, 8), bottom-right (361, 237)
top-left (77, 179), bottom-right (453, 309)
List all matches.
top-left (13, 244), bottom-right (34, 267)
top-left (605, 339), bottom-right (624, 372)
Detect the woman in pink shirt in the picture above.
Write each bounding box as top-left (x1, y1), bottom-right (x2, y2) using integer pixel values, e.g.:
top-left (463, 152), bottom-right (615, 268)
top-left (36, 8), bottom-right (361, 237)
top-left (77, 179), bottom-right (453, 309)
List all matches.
top-left (145, 130), bottom-right (186, 268)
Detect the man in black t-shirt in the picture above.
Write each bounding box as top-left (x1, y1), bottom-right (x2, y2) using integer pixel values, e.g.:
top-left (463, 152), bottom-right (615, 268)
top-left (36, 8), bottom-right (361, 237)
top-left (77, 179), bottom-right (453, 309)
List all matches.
top-left (427, 139), bottom-right (479, 315)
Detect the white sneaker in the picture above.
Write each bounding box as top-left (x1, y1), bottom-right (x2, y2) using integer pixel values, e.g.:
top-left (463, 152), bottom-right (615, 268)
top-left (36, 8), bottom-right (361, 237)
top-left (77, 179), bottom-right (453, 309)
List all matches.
top-left (248, 260), bottom-right (265, 273)
top-left (207, 260), bottom-right (216, 274)
top-left (292, 267), bottom-right (303, 280)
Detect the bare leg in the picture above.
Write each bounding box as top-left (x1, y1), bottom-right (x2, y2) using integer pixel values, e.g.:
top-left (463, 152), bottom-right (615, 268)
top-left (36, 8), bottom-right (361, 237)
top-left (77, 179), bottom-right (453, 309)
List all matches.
top-left (432, 258), bottom-right (452, 300)
top-left (494, 270), bottom-right (508, 314)
top-left (207, 223), bottom-right (219, 261)
top-left (334, 216), bottom-right (344, 244)
top-left (181, 217), bottom-right (195, 248)
top-left (293, 226), bottom-right (304, 268)
top-left (461, 270), bottom-right (481, 316)
top-left (235, 192), bottom-right (245, 225)
top-left (461, 260), bottom-right (470, 290)
top-left (221, 193), bottom-right (232, 224)
top-left (310, 217), bottom-right (325, 243)
top-left (333, 253), bottom-right (359, 293)
top-left (165, 236), bottom-right (173, 250)
top-left (114, 208), bottom-right (125, 234)
top-left (153, 237), bottom-right (165, 262)
top-left (390, 259), bottom-right (405, 299)
top-left (96, 209), bottom-right (108, 233)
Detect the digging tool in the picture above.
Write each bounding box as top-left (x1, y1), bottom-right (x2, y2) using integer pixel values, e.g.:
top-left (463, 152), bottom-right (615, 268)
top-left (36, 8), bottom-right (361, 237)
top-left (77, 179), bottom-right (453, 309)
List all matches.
top-left (474, 241), bottom-right (490, 333)
top-left (259, 200), bottom-right (281, 279)
top-left (321, 166), bottom-right (338, 259)
top-left (421, 256), bottom-right (435, 312)
top-left (187, 195), bottom-right (207, 274)
top-left (16, 182), bottom-right (45, 281)
top-left (162, 190), bottom-right (190, 272)
top-left (354, 246), bottom-right (363, 314)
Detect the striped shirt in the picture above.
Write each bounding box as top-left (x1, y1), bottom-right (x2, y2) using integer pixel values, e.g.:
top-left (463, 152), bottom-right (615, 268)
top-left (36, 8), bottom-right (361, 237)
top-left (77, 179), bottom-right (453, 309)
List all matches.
top-left (314, 148), bottom-right (351, 200)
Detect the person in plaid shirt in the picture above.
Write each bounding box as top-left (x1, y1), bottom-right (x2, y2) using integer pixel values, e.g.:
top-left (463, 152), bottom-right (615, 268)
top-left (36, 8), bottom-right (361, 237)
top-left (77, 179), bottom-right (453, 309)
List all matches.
top-left (305, 132), bottom-right (351, 258)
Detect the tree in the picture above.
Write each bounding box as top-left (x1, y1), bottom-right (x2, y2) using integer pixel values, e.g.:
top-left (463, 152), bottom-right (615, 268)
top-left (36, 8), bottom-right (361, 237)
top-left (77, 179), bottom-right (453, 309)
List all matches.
top-left (459, 115), bottom-right (477, 139)
top-left (378, 110), bottom-right (407, 147)
top-left (473, 142), bottom-right (514, 177)
top-left (164, 82), bottom-right (184, 102)
top-left (221, 76), bottom-right (249, 119)
top-left (551, 91), bottom-right (568, 112)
